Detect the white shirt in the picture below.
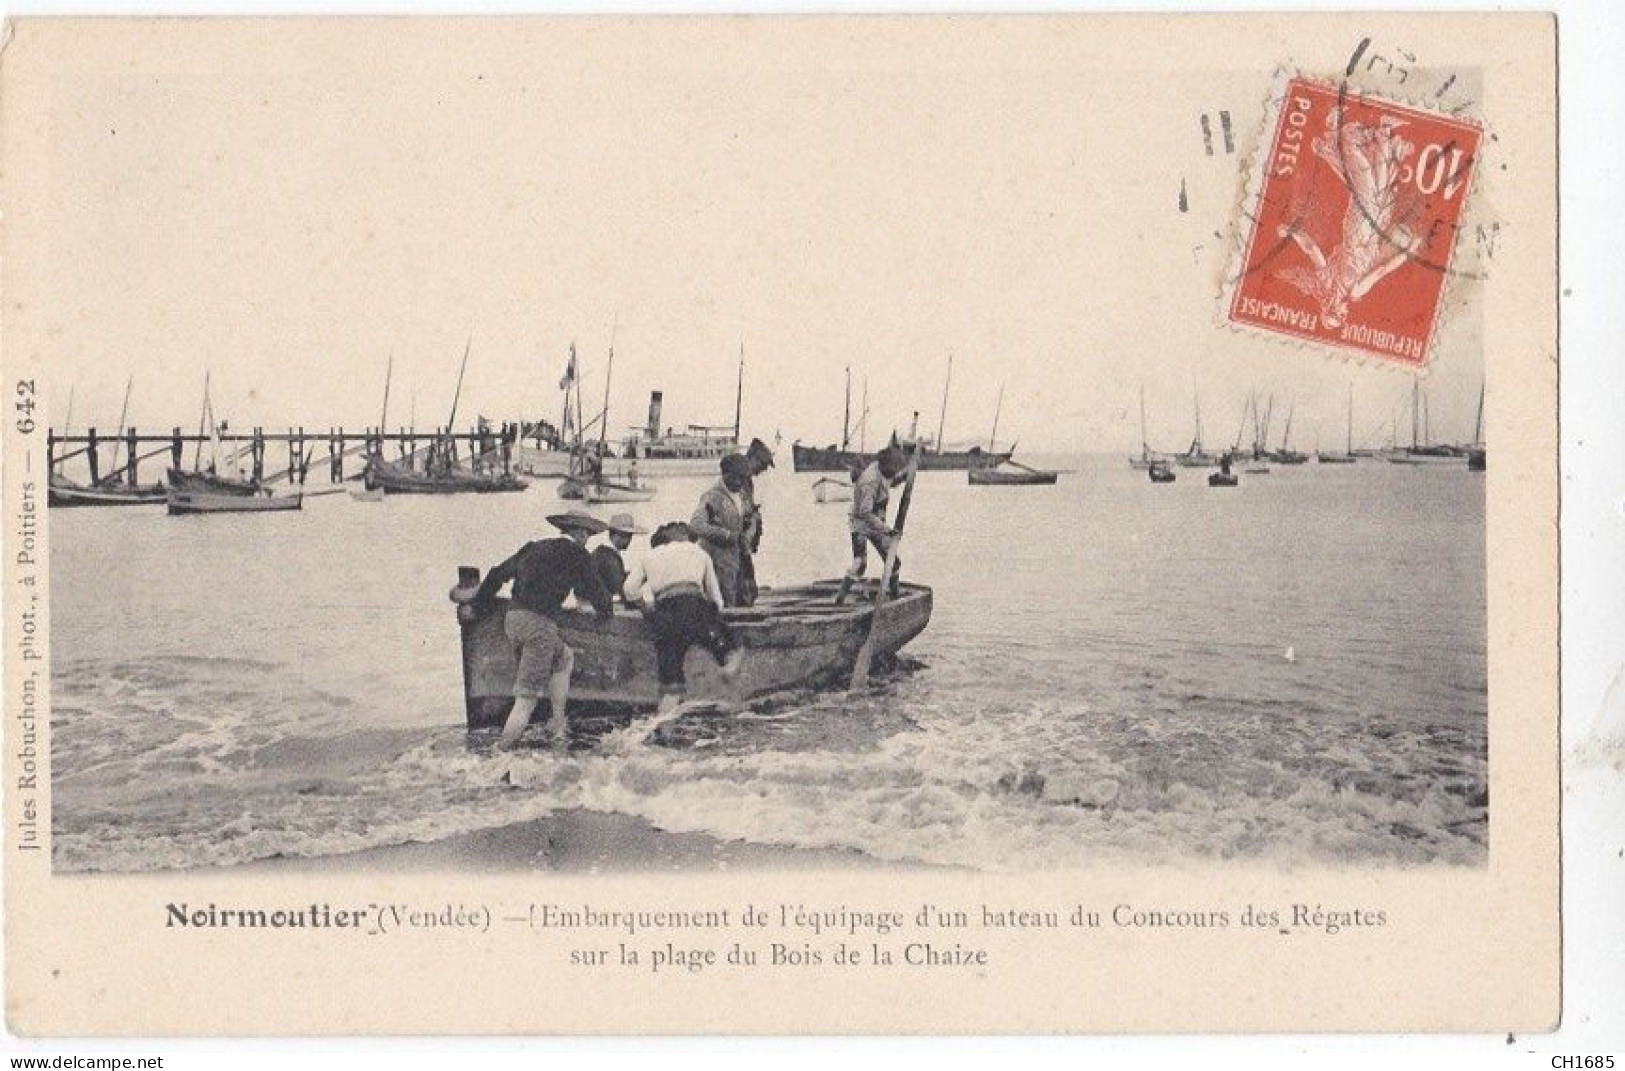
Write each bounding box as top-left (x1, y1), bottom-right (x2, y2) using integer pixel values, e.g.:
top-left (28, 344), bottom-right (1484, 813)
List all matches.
top-left (622, 540), bottom-right (724, 609)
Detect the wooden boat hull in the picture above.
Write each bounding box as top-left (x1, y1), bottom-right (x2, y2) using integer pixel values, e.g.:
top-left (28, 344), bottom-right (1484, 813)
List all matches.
top-left (167, 489), bottom-right (303, 514)
top-left (453, 577), bottom-right (933, 724)
top-left (582, 481), bottom-right (657, 504)
top-left (791, 442), bottom-right (1011, 473)
top-left (167, 468), bottom-right (259, 496)
top-left (367, 459), bottom-right (527, 494)
top-left (968, 468), bottom-right (1057, 485)
top-left (1148, 468), bottom-right (1176, 483)
top-left (1316, 454), bottom-right (1356, 464)
top-left (49, 479), bottom-right (167, 508)
top-left (1467, 447), bottom-right (1486, 472)
top-left (812, 478), bottom-right (852, 503)
top-left (1207, 473), bottom-right (1239, 487)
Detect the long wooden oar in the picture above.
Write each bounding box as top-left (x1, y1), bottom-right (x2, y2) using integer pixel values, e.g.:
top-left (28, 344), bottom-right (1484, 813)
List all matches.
top-left (849, 445), bottom-right (921, 690)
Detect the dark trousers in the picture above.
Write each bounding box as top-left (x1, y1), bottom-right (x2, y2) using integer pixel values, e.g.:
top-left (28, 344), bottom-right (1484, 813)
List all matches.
top-left (849, 531), bottom-right (901, 580)
top-left (649, 594), bottom-right (736, 690)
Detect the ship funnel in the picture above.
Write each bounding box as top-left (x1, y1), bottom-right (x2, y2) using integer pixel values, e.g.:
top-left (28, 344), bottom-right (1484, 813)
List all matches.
top-left (646, 391), bottom-right (664, 439)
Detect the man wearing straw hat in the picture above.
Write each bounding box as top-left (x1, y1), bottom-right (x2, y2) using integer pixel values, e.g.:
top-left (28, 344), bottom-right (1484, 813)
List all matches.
top-left (469, 508), bottom-right (616, 749)
top-left (593, 512), bottom-right (647, 603)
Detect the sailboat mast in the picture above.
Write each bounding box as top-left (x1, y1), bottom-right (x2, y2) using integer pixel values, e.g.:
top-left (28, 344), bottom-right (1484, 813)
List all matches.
top-left (1139, 384), bottom-right (1148, 456)
top-left (1346, 382), bottom-right (1354, 455)
top-left (1474, 381), bottom-right (1485, 444)
top-left (732, 344), bottom-right (745, 444)
top-left (598, 344), bottom-right (614, 462)
top-left (1281, 400), bottom-right (1295, 451)
top-left (841, 366), bottom-right (851, 451)
top-left (935, 355), bottom-right (953, 453)
top-left (193, 372), bottom-right (211, 470)
top-left (106, 376), bottom-right (133, 480)
top-left (379, 354), bottom-right (393, 432)
top-left (445, 334), bottom-right (472, 434)
top-left (989, 384), bottom-right (1005, 452)
top-left (860, 378), bottom-right (869, 453)
top-left (1411, 380), bottom-right (1420, 450)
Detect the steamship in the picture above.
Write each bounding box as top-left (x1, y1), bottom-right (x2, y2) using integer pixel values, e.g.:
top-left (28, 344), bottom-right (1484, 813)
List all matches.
top-left (617, 389), bottom-right (741, 475)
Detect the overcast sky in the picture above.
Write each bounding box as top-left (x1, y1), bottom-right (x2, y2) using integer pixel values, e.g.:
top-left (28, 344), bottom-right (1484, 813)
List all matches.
top-left (36, 20), bottom-right (1488, 454)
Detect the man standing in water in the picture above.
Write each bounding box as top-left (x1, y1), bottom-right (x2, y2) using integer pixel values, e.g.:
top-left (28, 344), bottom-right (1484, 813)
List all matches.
top-left (734, 437), bottom-right (775, 606)
top-left (690, 453), bottom-right (750, 606)
top-left (842, 444), bottom-right (908, 600)
top-left (622, 522), bottom-right (742, 713)
top-left (468, 509), bottom-right (615, 749)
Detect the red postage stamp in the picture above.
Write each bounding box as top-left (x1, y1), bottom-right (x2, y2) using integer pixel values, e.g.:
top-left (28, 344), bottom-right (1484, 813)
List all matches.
top-left (1227, 76), bottom-right (1483, 369)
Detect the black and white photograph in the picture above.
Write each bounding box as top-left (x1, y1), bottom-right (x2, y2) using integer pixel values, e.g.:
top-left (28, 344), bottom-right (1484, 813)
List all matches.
top-left (32, 24), bottom-right (1496, 877)
top-left (1, 12), bottom-right (1571, 1040)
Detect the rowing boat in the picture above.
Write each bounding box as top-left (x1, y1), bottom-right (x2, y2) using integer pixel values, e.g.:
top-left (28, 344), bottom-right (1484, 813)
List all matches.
top-left (364, 456), bottom-right (527, 494)
top-left (167, 489), bottom-right (303, 515)
top-left (968, 461), bottom-right (1058, 486)
top-left (581, 480), bottom-right (657, 504)
top-left (812, 476), bottom-right (852, 503)
top-left (49, 475), bottom-right (167, 508)
top-left (450, 574), bottom-right (933, 723)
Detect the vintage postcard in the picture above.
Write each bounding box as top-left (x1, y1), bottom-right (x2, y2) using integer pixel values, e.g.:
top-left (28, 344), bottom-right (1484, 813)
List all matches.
top-left (1, 14), bottom-right (1557, 1035)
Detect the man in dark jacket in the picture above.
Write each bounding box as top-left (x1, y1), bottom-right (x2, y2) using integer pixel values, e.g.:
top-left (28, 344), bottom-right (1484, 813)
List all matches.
top-left (690, 454), bottom-right (750, 606)
top-left (470, 509), bottom-right (615, 748)
top-left (592, 512), bottom-right (645, 601)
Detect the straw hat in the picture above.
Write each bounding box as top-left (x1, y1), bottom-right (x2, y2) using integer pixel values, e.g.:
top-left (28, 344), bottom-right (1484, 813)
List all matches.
top-left (546, 509), bottom-right (609, 535)
top-left (606, 512), bottom-right (647, 536)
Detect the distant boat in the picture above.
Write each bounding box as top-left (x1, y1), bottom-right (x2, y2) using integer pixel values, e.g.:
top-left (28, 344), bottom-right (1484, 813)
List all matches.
top-left (969, 463), bottom-right (1058, 486)
top-left (583, 480), bottom-right (657, 504)
top-left (795, 357), bottom-right (1011, 472)
top-left (812, 476), bottom-right (853, 504)
top-left (49, 474), bottom-right (166, 508)
top-left (1207, 455), bottom-right (1239, 486)
top-left (1148, 461), bottom-right (1176, 483)
top-left (575, 341), bottom-right (657, 504)
top-left (167, 467), bottom-right (259, 496)
top-left (617, 347), bottom-right (745, 475)
top-left (48, 379), bottom-right (169, 507)
top-left (1266, 399), bottom-right (1309, 464)
top-left (1129, 386), bottom-right (1167, 470)
top-left (167, 372), bottom-right (265, 496)
top-left (1173, 394), bottom-right (1219, 467)
top-left (967, 386), bottom-right (1059, 486)
top-left (167, 488), bottom-right (302, 515)
top-left (366, 456), bottom-right (527, 494)
top-left (1466, 383), bottom-right (1486, 472)
top-left (365, 340), bottom-right (528, 494)
top-left (1318, 384), bottom-right (1358, 464)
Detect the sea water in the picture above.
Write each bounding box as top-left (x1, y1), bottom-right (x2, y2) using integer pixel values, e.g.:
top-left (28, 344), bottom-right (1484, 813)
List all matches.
top-left (48, 456), bottom-right (1486, 872)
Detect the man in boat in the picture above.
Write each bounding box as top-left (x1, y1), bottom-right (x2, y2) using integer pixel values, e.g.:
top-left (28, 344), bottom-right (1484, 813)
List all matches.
top-left (733, 437), bottom-right (775, 607)
top-left (468, 508), bottom-right (616, 749)
top-left (846, 445), bottom-right (908, 597)
top-left (622, 521), bottom-right (742, 713)
top-left (592, 512), bottom-right (645, 603)
top-left (690, 453), bottom-right (749, 606)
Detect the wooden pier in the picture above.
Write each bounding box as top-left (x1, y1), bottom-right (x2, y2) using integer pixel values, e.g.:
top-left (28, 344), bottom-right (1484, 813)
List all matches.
top-left (48, 421), bottom-right (557, 487)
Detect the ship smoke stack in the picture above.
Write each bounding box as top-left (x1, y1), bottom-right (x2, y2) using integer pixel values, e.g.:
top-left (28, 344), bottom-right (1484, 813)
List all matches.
top-left (646, 391), bottom-right (664, 440)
